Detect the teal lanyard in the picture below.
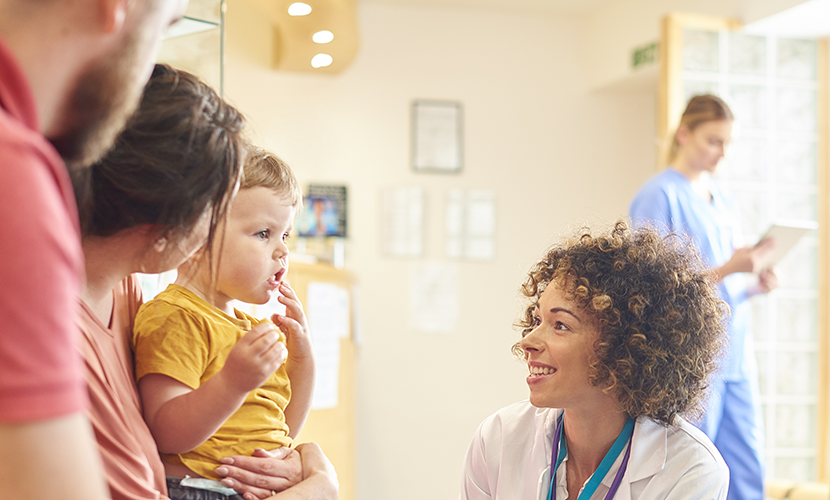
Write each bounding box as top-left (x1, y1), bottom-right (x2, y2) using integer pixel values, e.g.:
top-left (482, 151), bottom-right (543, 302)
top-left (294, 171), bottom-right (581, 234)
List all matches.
top-left (546, 415), bottom-right (636, 500)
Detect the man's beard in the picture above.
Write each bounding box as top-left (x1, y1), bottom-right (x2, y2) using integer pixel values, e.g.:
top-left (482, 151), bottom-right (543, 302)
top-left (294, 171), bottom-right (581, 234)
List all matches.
top-left (49, 23), bottom-right (152, 169)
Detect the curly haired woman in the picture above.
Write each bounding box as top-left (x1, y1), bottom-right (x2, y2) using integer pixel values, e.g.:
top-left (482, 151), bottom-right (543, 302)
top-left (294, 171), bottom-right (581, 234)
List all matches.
top-left (460, 221), bottom-right (730, 500)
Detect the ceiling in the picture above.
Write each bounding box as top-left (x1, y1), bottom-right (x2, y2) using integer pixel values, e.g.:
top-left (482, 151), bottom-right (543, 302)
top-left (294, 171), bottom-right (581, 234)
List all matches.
top-left (744, 0), bottom-right (830, 37)
top-left (362, 0), bottom-right (624, 16)
top-left (365, 0), bottom-right (830, 37)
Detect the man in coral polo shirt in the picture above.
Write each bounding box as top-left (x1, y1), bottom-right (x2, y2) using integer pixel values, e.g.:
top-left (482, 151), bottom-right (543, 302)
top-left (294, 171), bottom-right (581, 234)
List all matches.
top-left (0, 1), bottom-right (188, 499)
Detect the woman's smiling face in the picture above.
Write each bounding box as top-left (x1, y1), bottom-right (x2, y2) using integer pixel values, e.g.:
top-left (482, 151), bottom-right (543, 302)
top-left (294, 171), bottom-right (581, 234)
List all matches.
top-left (520, 282), bottom-right (608, 411)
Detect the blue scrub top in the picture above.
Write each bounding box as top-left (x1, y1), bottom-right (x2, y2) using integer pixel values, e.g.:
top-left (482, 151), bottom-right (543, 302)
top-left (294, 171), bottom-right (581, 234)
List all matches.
top-left (630, 168), bottom-right (752, 381)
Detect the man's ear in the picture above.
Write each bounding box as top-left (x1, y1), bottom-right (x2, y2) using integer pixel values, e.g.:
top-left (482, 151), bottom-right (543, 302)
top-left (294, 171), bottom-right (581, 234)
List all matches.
top-left (100, 0), bottom-right (129, 34)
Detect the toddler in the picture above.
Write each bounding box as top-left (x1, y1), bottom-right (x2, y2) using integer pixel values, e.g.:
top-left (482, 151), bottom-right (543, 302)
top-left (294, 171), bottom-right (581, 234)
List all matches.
top-left (133, 147), bottom-right (313, 497)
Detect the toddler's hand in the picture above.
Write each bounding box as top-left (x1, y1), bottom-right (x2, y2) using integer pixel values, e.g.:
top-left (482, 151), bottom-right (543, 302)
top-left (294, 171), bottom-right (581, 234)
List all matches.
top-left (222, 323), bottom-right (287, 394)
top-left (273, 282), bottom-right (312, 359)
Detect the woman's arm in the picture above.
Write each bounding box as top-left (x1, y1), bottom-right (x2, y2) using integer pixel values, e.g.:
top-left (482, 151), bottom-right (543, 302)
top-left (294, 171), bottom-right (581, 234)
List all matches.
top-left (216, 443), bottom-right (337, 500)
top-left (140, 322), bottom-right (287, 454)
top-left (711, 238), bottom-right (776, 284)
top-left (273, 282), bottom-right (315, 439)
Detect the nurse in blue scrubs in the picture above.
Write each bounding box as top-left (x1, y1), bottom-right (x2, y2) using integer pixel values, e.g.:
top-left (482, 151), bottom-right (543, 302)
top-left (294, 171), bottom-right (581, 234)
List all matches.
top-left (630, 94), bottom-right (777, 500)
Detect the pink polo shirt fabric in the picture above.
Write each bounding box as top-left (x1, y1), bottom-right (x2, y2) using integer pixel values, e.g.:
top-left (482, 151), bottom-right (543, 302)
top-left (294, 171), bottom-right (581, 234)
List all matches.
top-left (0, 32), bottom-right (87, 422)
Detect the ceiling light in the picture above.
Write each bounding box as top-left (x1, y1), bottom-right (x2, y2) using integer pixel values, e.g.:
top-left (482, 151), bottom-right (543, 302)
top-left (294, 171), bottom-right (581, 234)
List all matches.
top-left (288, 3), bottom-right (312, 16)
top-left (311, 53), bottom-right (333, 68)
top-left (312, 30), bottom-right (334, 44)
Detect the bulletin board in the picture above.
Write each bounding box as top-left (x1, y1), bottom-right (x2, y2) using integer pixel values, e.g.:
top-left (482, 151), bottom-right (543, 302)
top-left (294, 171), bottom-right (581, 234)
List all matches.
top-left (286, 262), bottom-right (355, 500)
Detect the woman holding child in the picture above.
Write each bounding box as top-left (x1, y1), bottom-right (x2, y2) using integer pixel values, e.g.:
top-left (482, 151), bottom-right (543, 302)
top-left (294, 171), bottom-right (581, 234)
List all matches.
top-left (74, 64), bottom-right (336, 500)
top-left (460, 222), bottom-right (730, 500)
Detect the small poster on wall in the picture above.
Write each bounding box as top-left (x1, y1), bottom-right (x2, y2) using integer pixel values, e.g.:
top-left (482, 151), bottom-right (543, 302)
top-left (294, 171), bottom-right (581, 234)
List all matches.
top-left (297, 184), bottom-right (348, 238)
top-left (445, 188), bottom-right (496, 261)
top-left (409, 261), bottom-right (458, 334)
top-left (380, 186), bottom-right (424, 258)
top-left (411, 100), bottom-right (463, 173)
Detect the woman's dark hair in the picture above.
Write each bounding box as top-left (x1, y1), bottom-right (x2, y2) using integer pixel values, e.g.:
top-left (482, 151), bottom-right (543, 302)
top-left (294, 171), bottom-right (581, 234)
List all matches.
top-left (72, 64), bottom-right (245, 254)
top-left (514, 221), bottom-right (728, 425)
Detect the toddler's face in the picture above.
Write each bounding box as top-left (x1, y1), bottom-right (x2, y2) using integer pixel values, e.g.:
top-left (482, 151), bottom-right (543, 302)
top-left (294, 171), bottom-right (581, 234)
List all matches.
top-left (213, 186), bottom-right (295, 306)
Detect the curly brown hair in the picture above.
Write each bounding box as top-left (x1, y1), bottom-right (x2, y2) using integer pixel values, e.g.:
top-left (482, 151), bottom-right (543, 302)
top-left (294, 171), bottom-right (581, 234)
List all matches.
top-left (514, 221), bottom-right (728, 425)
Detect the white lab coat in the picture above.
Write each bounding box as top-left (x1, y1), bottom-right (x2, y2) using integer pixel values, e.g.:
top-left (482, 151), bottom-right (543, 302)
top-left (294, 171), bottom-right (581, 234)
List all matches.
top-left (460, 401), bottom-right (728, 500)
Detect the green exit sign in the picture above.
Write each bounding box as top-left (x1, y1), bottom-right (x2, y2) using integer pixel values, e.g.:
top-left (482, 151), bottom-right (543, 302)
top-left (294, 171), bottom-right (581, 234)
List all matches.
top-left (632, 41), bottom-right (659, 70)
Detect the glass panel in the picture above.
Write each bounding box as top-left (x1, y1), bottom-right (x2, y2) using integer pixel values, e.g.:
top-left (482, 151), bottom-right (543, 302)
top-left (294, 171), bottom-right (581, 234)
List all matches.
top-left (157, 0), bottom-right (223, 92)
top-left (729, 33), bottom-right (766, 76)
top-left (777, 239), bottom-right (818, 290)
top-left (775, 191), bottom-right (817, 221)
top-left (774, 140), bottom-right (817, 185)
top-left (731, 190), bottom-right (770, 238)
top-left (774, 457), bottom-right (816, 483)
top-left (727, 85), bottom-right (768, 130)
top-left (775, 297), bottom-right (818, 343)
top-left (777, 38), bottom-right (817, 80)
top-left (756, 351), bottom-right (770, 394)
top-left (683, 29), bottom-right (720, 72)
top-left (720, 137), bottom-right (768, 182)
top-left (682, 28), bottom-right (820, 485)
top-left (683, 80), bottom-right (720, 104)
top-left (775, 88), bottom-right (817, 133)
top-left (774, 404), bottom-right (814, 448)
top-left (751, 295), bottom-right (771, 342)
top-left (775, 352), bottom-right (817, 395)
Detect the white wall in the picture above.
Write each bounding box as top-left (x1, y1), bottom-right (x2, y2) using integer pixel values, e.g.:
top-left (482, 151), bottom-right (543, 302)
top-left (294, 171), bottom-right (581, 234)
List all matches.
top-left (225, 2), bottom-right (655, 498)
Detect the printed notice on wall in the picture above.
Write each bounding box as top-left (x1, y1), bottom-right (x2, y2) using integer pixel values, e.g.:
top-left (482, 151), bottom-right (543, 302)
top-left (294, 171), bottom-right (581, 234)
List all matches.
top-left (411, 100), bottom-right (463, 173)
top-left (306, 281), bottom-right (350, 409)
top-left (380, 187), bottom-right (424, 258)
top-left (446, 189), bottom-right (496, 261)
top-left (410, 262), bottom-right (458, 334)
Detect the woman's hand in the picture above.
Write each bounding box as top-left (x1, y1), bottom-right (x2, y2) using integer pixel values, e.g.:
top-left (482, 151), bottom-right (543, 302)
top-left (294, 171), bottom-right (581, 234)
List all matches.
top-left (748, 268), bottom-right (779, 298)
top-left (215, 447), bottom-right (302, 500)
top-left (294, 442), bottom-right (338, 498)
top-left (713, 238), bottom-right (776, 282)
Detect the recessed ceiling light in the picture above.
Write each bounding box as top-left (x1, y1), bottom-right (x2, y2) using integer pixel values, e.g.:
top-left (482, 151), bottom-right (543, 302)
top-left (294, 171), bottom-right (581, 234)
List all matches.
top-left (311, 53), bottom-right (333, 68)
top-left (312, 30), bottom-right (334, 44)
top-left (288, 3), bottom-right (312, 16)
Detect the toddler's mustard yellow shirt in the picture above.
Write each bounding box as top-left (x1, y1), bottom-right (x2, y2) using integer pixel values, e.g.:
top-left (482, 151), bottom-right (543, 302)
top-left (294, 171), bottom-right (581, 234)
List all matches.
top-left (133, 284), bottom-right (292, 479)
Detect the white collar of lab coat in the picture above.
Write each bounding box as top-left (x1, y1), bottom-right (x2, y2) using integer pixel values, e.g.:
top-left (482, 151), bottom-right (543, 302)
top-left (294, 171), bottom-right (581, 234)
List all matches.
top-left (603, 417), bottom-right (668, 500)
top-left (534, 411), bottom-right (668, 500)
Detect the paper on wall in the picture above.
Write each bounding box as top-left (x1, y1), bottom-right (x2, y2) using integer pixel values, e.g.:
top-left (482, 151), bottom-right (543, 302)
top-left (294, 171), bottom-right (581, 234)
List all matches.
top-left (445, 189), bottom-right (496, 261)
top-left (306, 281), bottom-right (350, 409)
top-left (410, 261), bottom-right (458, 334)
top-left (381, 187), bottom-right (424, 258)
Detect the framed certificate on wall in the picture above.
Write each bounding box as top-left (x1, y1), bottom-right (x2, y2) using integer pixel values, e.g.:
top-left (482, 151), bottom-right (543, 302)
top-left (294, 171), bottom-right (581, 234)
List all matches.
top-left (411, 100), bottom-right (463, 173)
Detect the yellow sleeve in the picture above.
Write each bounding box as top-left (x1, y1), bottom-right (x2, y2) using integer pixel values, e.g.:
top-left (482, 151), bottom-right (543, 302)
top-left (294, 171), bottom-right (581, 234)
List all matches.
top-left (133, 299), bottom-right (211, 389)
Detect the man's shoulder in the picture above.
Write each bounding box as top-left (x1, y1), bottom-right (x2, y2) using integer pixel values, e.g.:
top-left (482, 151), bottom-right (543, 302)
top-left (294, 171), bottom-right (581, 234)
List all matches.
top-left (0, 106), bottom-right (58, 167)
